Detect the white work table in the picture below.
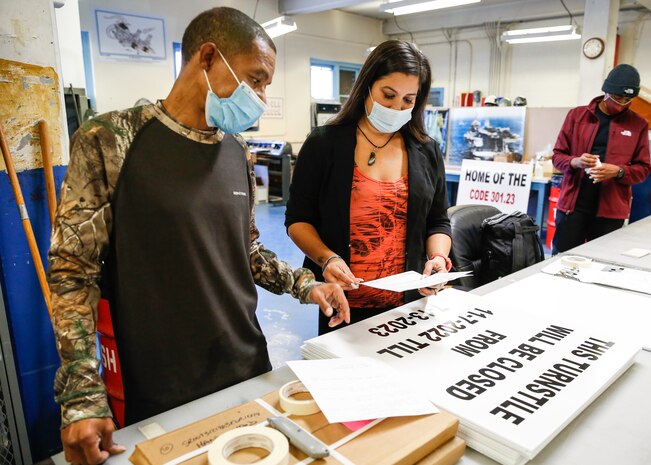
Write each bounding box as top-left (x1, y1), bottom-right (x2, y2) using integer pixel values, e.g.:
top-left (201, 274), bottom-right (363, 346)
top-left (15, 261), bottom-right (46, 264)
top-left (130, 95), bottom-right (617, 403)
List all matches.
top-left (53, 218), bottom-right (651, 465)
top-left (562, 215), bottom-right (651, 271)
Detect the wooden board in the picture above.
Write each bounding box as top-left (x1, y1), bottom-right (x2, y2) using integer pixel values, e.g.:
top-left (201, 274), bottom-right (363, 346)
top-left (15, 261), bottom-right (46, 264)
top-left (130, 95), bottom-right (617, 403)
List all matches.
top-left (0, 58), bottom-right (64, 171)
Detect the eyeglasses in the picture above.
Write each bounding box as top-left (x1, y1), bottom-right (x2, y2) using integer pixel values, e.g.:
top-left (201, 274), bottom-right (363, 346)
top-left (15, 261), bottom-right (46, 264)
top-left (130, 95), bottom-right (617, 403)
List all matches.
top-left (606, 93), bottom-right (633, 105)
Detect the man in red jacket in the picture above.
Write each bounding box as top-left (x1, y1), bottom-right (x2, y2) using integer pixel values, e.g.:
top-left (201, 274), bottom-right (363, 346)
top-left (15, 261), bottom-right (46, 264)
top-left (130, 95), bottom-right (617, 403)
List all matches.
top-left (552, 64), bottom-right (650, 253)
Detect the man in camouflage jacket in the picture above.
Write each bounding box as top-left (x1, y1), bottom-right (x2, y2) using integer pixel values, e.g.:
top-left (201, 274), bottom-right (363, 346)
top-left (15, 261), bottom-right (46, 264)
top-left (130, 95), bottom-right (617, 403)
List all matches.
top-left (48, 7), bottom-right (349, 465)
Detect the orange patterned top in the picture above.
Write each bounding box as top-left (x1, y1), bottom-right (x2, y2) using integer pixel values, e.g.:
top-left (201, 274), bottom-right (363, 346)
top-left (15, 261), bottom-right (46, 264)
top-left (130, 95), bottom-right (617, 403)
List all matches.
top-left (347, 166), bottom-right (408, 309)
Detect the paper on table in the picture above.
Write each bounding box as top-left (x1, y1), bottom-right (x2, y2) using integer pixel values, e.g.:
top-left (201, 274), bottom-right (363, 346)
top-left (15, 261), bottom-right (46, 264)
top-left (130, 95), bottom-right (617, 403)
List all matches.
top-left (542, 257), bottom-right (651, 295)
top-left (286, 357), bottom-right (438, 424)
top-left (361, 270), bottom-right (472, 292)
top-left (621, 248), bottom-right (650, 258)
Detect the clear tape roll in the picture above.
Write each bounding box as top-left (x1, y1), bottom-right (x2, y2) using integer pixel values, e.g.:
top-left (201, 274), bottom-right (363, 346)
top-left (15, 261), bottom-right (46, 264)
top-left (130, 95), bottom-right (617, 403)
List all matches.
top-left (279, 380), bottom-right (320, 416)
top-left (207, 426), bottom-right (289, 465)
top-left (561, 255), bottom-right (592, 269)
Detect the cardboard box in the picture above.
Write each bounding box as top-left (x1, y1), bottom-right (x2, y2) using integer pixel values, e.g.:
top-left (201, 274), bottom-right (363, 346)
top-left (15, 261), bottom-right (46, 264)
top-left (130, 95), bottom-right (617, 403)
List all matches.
top-left (416, 437), bottom-right (465, 465)
top-left (131, 387), bottom-right (463, 465)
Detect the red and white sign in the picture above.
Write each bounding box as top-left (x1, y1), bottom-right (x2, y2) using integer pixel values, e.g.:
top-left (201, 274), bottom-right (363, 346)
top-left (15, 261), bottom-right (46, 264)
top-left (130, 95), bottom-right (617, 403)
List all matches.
top-left (457, 160), bottom-right (532, 213)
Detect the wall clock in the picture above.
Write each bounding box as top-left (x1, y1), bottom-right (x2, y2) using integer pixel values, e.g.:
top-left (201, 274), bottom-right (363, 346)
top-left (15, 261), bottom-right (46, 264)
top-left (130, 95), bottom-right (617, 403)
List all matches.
top-left (583, 37), bottom-right (605, 59)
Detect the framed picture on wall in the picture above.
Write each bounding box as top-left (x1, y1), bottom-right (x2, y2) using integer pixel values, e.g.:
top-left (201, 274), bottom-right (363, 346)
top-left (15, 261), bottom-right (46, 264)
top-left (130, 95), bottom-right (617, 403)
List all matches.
top-left (95, 10), bottom-right (166, 59)
top-left (447, 106), bottom-right (526, 166)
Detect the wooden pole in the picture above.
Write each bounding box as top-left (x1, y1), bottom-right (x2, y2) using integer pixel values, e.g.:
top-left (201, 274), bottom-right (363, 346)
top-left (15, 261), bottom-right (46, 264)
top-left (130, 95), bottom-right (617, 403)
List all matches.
top-left (0, 123), bottom-right (52, 316)
top-left (38, 120), bottom-right (57, 227)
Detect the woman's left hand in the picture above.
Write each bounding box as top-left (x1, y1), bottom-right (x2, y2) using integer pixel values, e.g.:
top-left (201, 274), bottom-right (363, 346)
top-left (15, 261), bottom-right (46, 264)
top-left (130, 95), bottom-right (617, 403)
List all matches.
top-left (418, 256), bottom-right (448, 297)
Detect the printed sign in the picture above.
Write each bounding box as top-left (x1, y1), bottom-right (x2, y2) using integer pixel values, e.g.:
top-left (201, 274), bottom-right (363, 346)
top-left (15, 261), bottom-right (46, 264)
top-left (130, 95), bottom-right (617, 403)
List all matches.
top-left (302, 289), bottom-right (640, 465)
top-left (457, 159), bottom-right (532, 213)
top-left (262, 97), bottom-right (284, 119)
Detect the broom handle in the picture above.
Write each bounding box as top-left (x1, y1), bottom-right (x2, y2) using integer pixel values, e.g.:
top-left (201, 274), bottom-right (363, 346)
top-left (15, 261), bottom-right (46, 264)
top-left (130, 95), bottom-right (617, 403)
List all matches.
top-left (38, 120), bottom-right (57, 226)
top-left (0, 123), bottom-right (52, 316)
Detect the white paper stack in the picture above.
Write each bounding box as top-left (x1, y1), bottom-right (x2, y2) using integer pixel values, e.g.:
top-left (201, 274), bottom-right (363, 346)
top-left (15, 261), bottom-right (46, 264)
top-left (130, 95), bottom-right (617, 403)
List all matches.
top-left (301, 289), bottom-right (640, 465)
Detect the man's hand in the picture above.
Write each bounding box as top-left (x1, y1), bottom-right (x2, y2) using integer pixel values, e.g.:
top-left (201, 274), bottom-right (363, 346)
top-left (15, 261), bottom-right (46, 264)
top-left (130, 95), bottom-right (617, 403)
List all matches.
top-left (570, 153), bottom-right (600, 170)
top-left (418, 256), bottom-right (448, 297)
top-left (62, 418), bottom-right (125, 465)
top-left (309, 283), bottom-right (351, 328)
top-left (586, 163), bottom-right (621, 183)
top-left (322, 257), bottom-right (363, 290)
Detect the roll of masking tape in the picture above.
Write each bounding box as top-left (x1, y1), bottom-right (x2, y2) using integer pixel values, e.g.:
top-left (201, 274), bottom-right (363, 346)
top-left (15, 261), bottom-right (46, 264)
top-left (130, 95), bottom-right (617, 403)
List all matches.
top-left (207, 426), bottom-right (289, 465)
top-left (561, 255), bottom-right (592, 269)
top-left (279, 380), bottom-right (320, 416)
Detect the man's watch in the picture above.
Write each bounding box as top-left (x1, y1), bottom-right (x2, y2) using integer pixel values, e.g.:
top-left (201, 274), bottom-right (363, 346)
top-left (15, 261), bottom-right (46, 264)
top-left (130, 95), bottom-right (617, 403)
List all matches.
top-left (616, 167), bottom-right (625, 179)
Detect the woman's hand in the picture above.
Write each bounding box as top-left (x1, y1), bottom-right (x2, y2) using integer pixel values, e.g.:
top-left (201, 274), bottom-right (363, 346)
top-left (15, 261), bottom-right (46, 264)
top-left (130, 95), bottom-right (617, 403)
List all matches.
top-left (322, 258), bottom-right (363, 290)
top-left (418, 256), bottom-right (448, 297)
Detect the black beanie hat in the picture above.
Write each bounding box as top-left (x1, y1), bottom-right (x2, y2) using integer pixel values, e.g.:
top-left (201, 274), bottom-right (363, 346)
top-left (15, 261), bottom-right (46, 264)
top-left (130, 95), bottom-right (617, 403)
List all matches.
top-left (602, 64), bottom-right (640, 97)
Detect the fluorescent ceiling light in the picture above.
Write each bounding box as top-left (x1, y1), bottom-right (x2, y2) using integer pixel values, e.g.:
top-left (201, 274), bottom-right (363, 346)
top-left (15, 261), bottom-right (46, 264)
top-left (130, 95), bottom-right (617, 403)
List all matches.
top-left (261, 16), bottom-right (297, 38)
top-left (501, 25), bottom-right (581, 44)
top-left (380, 0), bottom-right (481, 16)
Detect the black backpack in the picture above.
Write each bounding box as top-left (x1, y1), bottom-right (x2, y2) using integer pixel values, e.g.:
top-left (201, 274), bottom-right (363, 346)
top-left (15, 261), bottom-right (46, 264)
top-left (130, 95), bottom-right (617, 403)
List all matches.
top-left (480, 211), bottom-right (544, 284)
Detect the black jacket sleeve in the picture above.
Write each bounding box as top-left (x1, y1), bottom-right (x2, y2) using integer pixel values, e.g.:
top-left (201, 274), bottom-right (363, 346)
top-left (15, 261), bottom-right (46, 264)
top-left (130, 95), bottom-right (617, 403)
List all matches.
top-left (425, 141), bottom-right (452, 238)
top-left (285, 127), bottom-right (326, 230)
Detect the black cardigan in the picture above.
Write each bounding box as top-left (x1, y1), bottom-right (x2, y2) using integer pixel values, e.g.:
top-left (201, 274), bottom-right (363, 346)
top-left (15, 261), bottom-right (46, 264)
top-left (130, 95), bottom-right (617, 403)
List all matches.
top-left (285, 123), bottom-right (452, 303)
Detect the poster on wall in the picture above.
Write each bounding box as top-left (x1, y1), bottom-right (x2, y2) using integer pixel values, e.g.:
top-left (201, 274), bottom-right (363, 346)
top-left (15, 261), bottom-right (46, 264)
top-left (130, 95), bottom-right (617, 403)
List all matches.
top-left (95, 10), bottom-right (166, 59)
top-left (424, 107), bottom-right (449, 156)
top-left (448, 107), bottom-right (526, 166)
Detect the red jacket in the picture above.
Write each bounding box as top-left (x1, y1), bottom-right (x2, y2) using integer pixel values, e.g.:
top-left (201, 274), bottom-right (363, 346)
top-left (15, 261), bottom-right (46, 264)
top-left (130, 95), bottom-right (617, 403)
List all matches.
top-left (553, 96), bottom-right (651, 219)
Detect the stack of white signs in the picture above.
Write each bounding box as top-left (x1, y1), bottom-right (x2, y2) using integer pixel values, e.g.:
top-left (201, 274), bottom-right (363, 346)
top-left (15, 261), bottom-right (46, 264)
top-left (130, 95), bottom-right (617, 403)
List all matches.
top-left (301, 289), bottom-right (640, 465)
top-left (484, 260), bottom-right (651, 351)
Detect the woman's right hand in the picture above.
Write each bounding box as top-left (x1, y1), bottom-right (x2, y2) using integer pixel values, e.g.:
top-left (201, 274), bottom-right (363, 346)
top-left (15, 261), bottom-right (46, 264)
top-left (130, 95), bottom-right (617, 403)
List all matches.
top-left (323, 258), bottom-right (363, 291)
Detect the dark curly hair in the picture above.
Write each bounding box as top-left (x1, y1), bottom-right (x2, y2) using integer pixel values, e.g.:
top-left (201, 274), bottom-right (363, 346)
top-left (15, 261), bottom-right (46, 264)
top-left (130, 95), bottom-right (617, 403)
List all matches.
top-left (329, 40), bottom-right (432, 143)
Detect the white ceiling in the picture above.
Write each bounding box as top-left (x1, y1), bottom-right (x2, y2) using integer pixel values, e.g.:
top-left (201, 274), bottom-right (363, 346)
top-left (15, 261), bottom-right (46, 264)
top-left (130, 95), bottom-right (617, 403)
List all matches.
top-left (279, 0), bottom-right (648, 34)
top-left (339, 0), bottom-right (530, 19)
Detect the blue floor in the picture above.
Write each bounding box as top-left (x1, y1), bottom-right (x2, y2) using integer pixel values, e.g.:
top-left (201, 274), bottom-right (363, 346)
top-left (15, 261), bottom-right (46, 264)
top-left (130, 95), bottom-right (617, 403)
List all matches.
top-left (253, 203), bottom-right (318, 368)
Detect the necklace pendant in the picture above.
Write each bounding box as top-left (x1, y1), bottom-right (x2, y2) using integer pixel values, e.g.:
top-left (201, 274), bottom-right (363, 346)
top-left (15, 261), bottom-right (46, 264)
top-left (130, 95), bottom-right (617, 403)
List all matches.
top-left (368, 151), bottom-right (376, 166)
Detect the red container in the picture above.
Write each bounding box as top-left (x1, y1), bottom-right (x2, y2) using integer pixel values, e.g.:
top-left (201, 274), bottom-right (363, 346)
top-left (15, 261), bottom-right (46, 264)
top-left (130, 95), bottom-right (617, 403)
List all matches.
top-left (546, 186), bottom-right (561, 249)
top-left (97, 298), bottom-right (125, 427)
top-left (460, 92), bottom-right (473, 106)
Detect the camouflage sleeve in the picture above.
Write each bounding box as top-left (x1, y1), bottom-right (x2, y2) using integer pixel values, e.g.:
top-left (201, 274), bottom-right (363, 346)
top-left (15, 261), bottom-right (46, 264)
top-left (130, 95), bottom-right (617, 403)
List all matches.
top-left (250, 212), bottom-right (319, 304)
top-left (47, 123), bottom-right (113, 427)
top-left (234, 134), bottom-right (319, 303)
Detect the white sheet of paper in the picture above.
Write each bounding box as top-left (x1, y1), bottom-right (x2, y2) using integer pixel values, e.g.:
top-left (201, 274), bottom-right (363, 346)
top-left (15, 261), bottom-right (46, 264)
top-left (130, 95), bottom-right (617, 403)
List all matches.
top-left (361, 270), bottom-right (472, 292)
top-left (286, 357), bottom-right (438, 424)
top-left (621, 248), bottom-right (650, 258)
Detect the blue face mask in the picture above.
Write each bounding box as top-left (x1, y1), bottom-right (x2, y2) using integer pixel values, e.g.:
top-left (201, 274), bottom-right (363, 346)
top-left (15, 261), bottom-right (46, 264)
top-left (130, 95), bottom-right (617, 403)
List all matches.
top-left (204, 50), bottom-right (267, 133)
top-left (365, 90), bottom-right (413, 134)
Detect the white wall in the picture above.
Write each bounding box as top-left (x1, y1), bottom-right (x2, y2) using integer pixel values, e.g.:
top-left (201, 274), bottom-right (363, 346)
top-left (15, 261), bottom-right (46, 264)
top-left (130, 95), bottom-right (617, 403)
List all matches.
top-left (55, 0), bottom-right (86, 88)
top-left (391, 12), bottom-right (651, 110)
top-left (74, 0), bottom-right (384, 148)
top-left (1, 0), bottom-right (59, 66)
top-left (282, 9), bottom-right (384, 145)
top-left (622, 12), bottom-right (651, 87)
top-left (62, 1), bottom-right (651, 150)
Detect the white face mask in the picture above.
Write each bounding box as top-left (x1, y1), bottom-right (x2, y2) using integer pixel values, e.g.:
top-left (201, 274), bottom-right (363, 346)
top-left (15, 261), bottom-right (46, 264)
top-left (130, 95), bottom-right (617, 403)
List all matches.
top-left (365, 90), bottom-right (413, 133)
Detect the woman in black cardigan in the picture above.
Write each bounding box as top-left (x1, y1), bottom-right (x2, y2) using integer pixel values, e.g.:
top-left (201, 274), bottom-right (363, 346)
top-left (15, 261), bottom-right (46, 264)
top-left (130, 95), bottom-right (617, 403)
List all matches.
top-left (285, 40), bottom-right (452, 334)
